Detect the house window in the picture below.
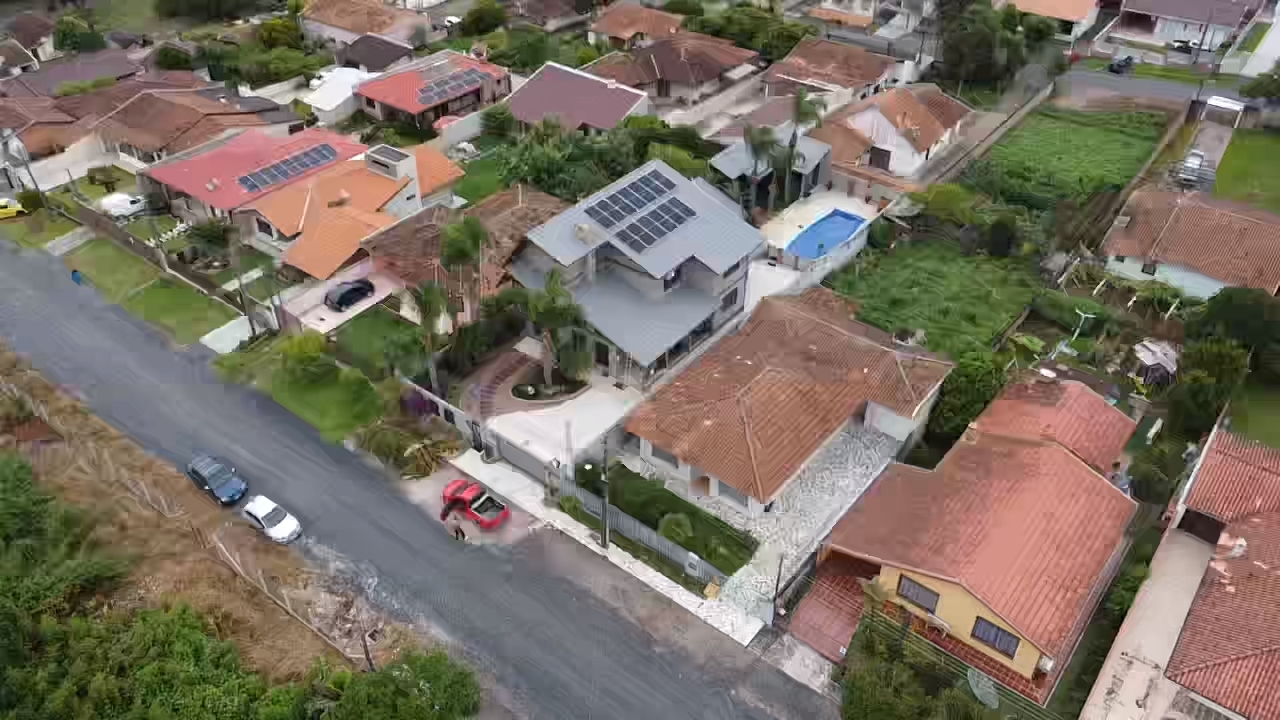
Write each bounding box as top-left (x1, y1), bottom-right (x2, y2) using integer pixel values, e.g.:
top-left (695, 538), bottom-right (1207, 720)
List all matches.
top-left (1115, 255), bottom-right (1125, 262)
top-left (255, 218), bottom-right (273, 237)
top-left (717, 480), bottom-right (749, 507)
top-left (364, 97), bottom-right (376, 109)
top-left (972, 618), bottom-right (1020, 658)
top-left (869, 147), bottom-right (891, 171)
top-left (722, 259), bottom-right (742, 278)
top-left (720, 287), bottom-right (739, 311)
top-left (1141, 262), bottom-right (1157, 275)
top-left (651, 444), bottom-right (680, 467)
top-left (896, 575), bottom-right (939, 614)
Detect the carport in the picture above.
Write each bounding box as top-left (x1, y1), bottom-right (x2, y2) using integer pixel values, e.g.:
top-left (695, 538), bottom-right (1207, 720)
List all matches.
top-left (279, 258), bottom-right (405, 334)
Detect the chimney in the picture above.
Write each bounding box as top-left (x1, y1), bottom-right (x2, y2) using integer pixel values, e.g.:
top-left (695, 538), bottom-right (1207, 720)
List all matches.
top-left (328, 189), bottom-right (351, 208)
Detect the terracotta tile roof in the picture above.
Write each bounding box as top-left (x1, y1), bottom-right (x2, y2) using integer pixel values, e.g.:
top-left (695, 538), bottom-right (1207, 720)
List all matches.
top-left (145, 128), bottom-right (367, 211)
top-left (1186, 430), bottom-right (1280, 523)
top-left (806, 103), bottom-right (874, 172)
top-left (1001, 0), bottom-right (1098, 21)
top-left (355, 51), bottom-right (508, 115)
top-left (0, 49), bottom-right (141, 98)
top-left (1167, 430), bottom-right (1280, 720)
top-left (9, 13), bottom-right (55, 49)
top-left (828, 420), bottom-right (1136, 659)
top-left (908, 83), bottom-right (974, 131)
top-left (625, 289), bottom-right (953, 502)
top-left (95, 90), bottom-right (270, 153)
top-left (0, 97), bottom-right (71, 128)
top-left (587, 33), bottom-right (758, 88)
top-left (862, 87), bottom-right (947, 152)
top-left (285, 203), bottom-right (396, 280)
top-left (788, 572), bottom-right (866, 662)
top-left (973, 380), bottom-right (1136, 473)
top-left (807, 6), bottom-right (874, 26)
top-left (414, 144), bottom-right (464, 196)
top-left (305, 0), bottom-right (417, 35)
top-left (590, 4), bottom-right (684, 41)
top-left (51, 73), bottom-right (207, 121)
top-left (507, 62), bottom-right (649, 131)
top-left (764, 38), bottom-right (896, 92)
top-left (1104, 191), bottom-right (1280, 293)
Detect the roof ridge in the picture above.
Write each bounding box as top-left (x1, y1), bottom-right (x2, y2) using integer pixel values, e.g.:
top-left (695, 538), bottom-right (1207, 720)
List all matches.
top-left (1169, 642), bottom-right (1280, 679)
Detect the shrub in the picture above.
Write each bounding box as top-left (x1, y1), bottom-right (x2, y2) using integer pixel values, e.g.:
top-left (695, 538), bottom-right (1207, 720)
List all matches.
top-left (278, 332), bottom-right (337, 385)
top-left (155, 46), bottom-right (194, 70)
top-left (15, 190), bottom-right (43, 211)
top-left (664, 0), bottom-right (704, 15)
top-left (461, 0), bottom-right (506, 36)
top-left (867, 218), bottom-right (894, 250)
top-left (925, 351), bottom-right (1007, 447)
top-left (575, 461), bottom-right (605, 496)
top-left (658, 513), bottom-right (693, 544)
top-left (1031, 291), bottom-right (1116, 335)
top-left (575, 45), bottom-right (599, 66)
top-left (481, 104), bottom-right (516, 139)
top-left (559, 494), bottom-right (585, 518)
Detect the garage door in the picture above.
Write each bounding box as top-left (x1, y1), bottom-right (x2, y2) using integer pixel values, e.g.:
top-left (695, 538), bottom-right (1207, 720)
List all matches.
top-left (788, 574), bottom-right (866, 663)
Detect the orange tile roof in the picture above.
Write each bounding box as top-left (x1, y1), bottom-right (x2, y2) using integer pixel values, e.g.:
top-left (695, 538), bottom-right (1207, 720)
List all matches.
top-left (1104, 191), bottom-right (1280, 293)
top-left (864, 87), bottom-right (947, 152)
top-left (414, 144), bottom-right (464, 196)
top-left (1004, 0), bottom-right (1097, 22)
top-left (1167, 430), bottom-right (1280, 720)
top-left (828, 386), bottom-right (1137, 659)
top-left (625, 289), bottom-right (953, 502)
top-left (355, 51), bottom-right (508, 115)
top-left (806, 103), bottom-right (874, 172)
top-left (305, 0), bottom-right (416, 34)
top-left (807, 6), bottom-right (874, 26)
top-left (973, 380), bottom-right (1136, 473)
top-left (908, 83), bottom-right (974, 131)
top-left (764, 37), bottom-right (896, 92)
top-left (589, 4), bottom-right (684, 41)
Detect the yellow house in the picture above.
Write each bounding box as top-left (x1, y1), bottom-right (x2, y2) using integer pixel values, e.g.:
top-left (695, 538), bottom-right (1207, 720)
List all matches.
top-left (795, 379), bottom-right (1139, 705)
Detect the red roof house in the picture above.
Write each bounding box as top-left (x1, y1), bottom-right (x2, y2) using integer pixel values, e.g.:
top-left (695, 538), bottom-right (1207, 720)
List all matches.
top-left (354, 50), bottom-right (509, 126)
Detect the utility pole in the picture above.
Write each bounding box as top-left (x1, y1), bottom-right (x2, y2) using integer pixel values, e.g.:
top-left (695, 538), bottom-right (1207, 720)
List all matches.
top-left (231, 224), bottom-right (257, 338)
top-left (599, 434), bottom-right (610, 550)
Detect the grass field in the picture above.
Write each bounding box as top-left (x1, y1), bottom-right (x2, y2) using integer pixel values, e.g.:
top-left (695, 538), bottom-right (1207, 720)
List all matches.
top-left (982, 109), bottom-right (1165, 199)
top-left (1216, 130), bottom-right (1280, 214)
top-left (334, 306), bottom-right (415, 380)
top-left (1230, 382), bottom-right (1280, 449)
top-left (65, 239), bottom-right (160, 302)
top-left (0, 210), bottom-right (79, 249)
top-left (454, 157), bottom-right (504, 203)
top-left (214, 248), bottom-right (277, 286)
top-left (122, 278), bottom-right (238, 344)
top-left (1242, 22), bottom-right (1271, 52)
top-left (124, 215), bottom-right (179, 240)
top-left (827, 241), bottom-right (1040, 356)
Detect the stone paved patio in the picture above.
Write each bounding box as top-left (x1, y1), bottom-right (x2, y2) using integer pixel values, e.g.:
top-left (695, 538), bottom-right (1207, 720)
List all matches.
top-left (659, 423), bottom-right (899, 622)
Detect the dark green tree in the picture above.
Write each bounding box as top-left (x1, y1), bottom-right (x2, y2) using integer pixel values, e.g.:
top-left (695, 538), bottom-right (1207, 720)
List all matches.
top-left (664, 0), bottom-right (704, 15)
top-left (926, 351), bottom-right (1007, 446)
top-left (480, 103), bottom-right (517, 139)
top-left (461, 0), bottom-right (506, 36)
top-left (327, 650), bottom-right (480, 719)
top-left (1242, 61), bottom-right (1280, 99)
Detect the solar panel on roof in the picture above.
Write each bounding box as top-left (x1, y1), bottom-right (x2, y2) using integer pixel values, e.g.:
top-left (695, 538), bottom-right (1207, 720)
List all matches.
top-left (418, 67), bottom-right (489, 105)
top-left (648, 169), bottom-right (675, 191)
top-left (236, 143), bottom-right (340, 194)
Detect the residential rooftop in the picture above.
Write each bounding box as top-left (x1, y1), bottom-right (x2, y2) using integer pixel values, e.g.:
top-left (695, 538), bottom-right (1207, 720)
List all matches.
top-left (342, 33), bottom-right (414, 72)
top-left (95, 89), bottom-right (291, 155)
top-left (8, 12), bottom-right (55, 50)
top-left (0, 39), bottom-right (36, 70)
top-left (305, 0), bottom-right (421, 35)
top-left (1120, 0), bottom-right (1261, 26)
top-left (354, 50), bottom-right (508, 115)
top-left (587, 33), bottom-right (758, 89)
top-left (764, 37), bottom-right (896, 92)
top-left (0, 49), bottom-right (142, 98)
top-left (999, 0), bottom-right (1098, 21)
top-left (506, 62), bottom-right (649, 132)
top-left (625, 289), bottom-right (953, 501)
top-left (1104, 190), bottom-right (1280, 294)
top-left (589, 4), bottom-right (684, 41)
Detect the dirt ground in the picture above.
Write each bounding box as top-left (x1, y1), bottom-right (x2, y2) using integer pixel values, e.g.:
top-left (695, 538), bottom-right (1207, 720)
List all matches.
top-left (0, 348), bottom-right (407, 681)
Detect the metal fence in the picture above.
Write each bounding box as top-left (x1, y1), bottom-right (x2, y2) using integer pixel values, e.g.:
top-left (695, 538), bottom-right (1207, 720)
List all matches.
top-left (558, 477), bottom-right (727, 587)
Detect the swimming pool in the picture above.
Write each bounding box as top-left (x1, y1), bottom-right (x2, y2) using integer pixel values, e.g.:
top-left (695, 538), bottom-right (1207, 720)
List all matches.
top-left (786, 209), bottom-right (867, 260)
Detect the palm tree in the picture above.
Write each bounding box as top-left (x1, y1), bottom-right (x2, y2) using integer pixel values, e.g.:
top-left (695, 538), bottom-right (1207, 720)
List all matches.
top-left (742, 125), bottom-right (776, 216)
top-left (493, 269), bottom-right (584, 385)
top-left (785, 89), bottom-right (825, 205)
top-left (410, 282), bottom-right (450, 395)
top-left (441, 216), bottom-right (489, 323)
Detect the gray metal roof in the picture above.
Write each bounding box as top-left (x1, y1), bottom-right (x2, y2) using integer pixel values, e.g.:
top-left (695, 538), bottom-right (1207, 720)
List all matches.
top-left (525, 159), bottom-right (764, 278)
top-left (511, 259), bottom-right (718, 367)
top-left (711, 135), bottom-right (831, 179)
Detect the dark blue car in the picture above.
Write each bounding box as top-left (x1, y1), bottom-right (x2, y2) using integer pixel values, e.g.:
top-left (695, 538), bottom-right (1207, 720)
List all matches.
top-left (186, 454), bottom-right (249, 505)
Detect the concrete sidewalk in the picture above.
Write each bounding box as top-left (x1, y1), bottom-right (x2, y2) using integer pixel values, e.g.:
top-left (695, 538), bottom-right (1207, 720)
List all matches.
top-left (451, 449), bottom-right (767, 646)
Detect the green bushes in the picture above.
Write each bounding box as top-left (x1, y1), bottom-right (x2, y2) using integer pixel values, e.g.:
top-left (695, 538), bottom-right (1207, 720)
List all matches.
top-left (658, 513), bottom-right (693, 544)
top-left (684, 6), bottom-right (815, 61)
top-left (15, 190), bottom-right (43, 211)
top-left (1031, 291), bottom-right (1118, 335)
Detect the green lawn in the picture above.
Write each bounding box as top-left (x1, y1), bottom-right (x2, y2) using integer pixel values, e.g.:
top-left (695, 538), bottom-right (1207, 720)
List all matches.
top-left (1242, 22), bottom-right (1271, 52)
top-left (454, 156), bottom-right (504, 204)
top-left (65, 239), bottom-right (160, 302)
top-left (54, 173), bottom-right (139, 204)
top-left (0, 210), bottom-right (79, 249)
top-left (827, 241), bottom-right (1041, 357)
top-left (124, 215), bottom-right (179, 240)
top-left (1216, 130), bottom-right (1280, 214)
top-left (121, 278), bottom-right (238, 344)
top-left (334, 306), bottom-right (415, 380)
top-left (1230, 382), bottom-right (1280, 449)
top-left (214, 248), bottom-right (276, 286)
top-left (980, 109), bottom-right (1165, 201)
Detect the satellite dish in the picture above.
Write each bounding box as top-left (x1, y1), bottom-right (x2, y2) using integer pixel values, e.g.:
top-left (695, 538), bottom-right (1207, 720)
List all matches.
top-left (967, 668), bottom-right (1000, 710)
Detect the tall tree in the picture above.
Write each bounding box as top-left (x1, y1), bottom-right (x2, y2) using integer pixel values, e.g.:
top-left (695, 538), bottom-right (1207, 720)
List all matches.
top-left (412, 282), bottom-right (450, 395)
top-left (442, 216), bottom-right (489, 322)
top-left (742, 125), bottom-right (776, 215)
top-left (492, 270), bottom-right (584, 384)
top-left (784, 89), bottom-right (825, 206)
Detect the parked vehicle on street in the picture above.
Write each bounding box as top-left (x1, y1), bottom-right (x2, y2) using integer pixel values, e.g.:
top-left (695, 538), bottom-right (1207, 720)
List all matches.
top-left (101, 192), bottom-right (147, 219)
top-left (442, 479), bottom-right (511, 530)
top-left (323, 278), bottom-right (375, 312)
top-left (241, 495), bottom-right (302, 543)
top-left (1108, 55), bottom-right (1136, 74)
top-left (1170, 40), bottom-right (1200, 53)
top-left (1178, 149), bottom-right (1207, 184)
top-left (186, 453), bottom-right (249, 505)
top-left (0, 198), bottom-right (28, 219)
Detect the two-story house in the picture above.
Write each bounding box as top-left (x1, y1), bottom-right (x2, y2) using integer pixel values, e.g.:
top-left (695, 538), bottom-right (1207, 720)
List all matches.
top-left (510, 159), bottom-right (764, 388)
top-left (789, 378), bottom-right (1137, 705)
top-left (354, 51), bottom-right (511, 130)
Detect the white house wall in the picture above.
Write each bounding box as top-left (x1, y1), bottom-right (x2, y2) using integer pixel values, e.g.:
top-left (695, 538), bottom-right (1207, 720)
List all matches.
top-left (865, 401), bottom-right (925, 444)
top-left (1105, 257), bottom-right (1228, 299)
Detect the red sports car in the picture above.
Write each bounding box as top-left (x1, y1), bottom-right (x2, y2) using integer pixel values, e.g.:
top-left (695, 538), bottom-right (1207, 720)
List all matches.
top-left (442, 479), bottom-right (511, 530)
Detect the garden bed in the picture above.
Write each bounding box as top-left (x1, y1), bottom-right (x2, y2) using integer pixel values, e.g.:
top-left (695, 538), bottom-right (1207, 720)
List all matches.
top-left (510, 365), bottom-right (586, 401)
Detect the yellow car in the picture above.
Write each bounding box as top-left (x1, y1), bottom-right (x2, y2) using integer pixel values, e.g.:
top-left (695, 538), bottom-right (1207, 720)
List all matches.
top-left (0, 198), bottom-right (28, 219)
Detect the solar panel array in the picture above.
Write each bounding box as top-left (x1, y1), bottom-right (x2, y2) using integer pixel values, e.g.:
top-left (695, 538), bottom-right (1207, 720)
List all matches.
top-left (583, 170), bottom-right (678, 229)
top-left (237, 144), bottom-right (339, 193)
top-left (418, 67), bottom-right (490, 107)
top-left (615, 198), bottom-right (696, 254)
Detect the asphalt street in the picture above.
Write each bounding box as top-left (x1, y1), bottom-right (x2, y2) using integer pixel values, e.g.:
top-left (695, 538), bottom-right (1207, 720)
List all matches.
top-left (1060, 68), bottom-right (1245, 103)
top-left (0, 240), bottom-right (837, 720)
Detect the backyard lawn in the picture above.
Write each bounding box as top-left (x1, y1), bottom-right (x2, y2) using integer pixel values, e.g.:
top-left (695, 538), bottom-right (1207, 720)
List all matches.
top-left (1230, 382), bottom-right (1280, 449)
top-left (1216, 130), bottom-right (1280, 214)
top-left (978, 108), bottom-right (1165, 201)
top-left (0, 210), bottom-right (79, 248)
top-left (1242, 22), bottom-right (1271, 52)
top-left (334, 305), bottom-right (416, 380)
top-left (124, 215), bottom-right (179, 240)
top-left (214, 248), bottom-right (277, 286)
top-left (64, 238), bottom-right (160, 302)
top-left (52, 172), bottom-right (139, 204)
top-left (121, 278), bottom-right (238, 344)
top-left (454, 157), bottom-right (504, 203)
top-left (827, 241), bottom-right (1041, 356)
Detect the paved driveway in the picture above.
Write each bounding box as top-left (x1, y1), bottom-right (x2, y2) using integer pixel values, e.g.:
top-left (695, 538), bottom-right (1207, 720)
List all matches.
top-left (0, 239), bottom-right (837, 720)
top-left (1061, 68), bottom-right (1245, 103)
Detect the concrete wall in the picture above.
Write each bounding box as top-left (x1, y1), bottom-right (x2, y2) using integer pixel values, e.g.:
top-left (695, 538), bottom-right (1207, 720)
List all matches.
top-left (865, 401), bottom-right (922, 443)
top-left (876, 566), bottom-right (1044, 678)
top-left (1105, 256), bottom-right (1227, 299)
top-left (316, 95), bottom-right (360, 127)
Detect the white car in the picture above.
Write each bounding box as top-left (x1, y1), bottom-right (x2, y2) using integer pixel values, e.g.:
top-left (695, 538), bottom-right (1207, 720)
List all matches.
top-left (100, 192), bottom-right (147, 219)
top-left (241, 495), bottom-right (302, 544)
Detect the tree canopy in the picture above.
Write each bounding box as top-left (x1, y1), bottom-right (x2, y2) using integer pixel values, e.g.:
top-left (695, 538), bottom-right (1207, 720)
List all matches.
top-left (1242, 61), bottom-right (1280, 99)
top-left (925, 350), bottom-right (1008, 446)
top-left (461, 0), bottom-right (507, 37)
top-left (683, 6), bottom-right (815, 61)
top-left (939, 1), bottom-right (1052, 86)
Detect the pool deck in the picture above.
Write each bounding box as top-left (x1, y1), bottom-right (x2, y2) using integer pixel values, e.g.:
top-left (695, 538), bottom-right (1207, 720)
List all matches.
top-left (761, 192), bottom-right (880, 253)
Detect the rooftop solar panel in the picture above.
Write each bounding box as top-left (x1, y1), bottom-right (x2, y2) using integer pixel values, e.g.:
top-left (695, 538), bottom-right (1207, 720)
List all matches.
top-left (236, 143), bottom-right (339, 194)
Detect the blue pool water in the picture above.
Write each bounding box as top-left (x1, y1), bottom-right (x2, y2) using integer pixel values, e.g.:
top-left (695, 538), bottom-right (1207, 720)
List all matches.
top-left (787, 209), bottom-right (867, 260)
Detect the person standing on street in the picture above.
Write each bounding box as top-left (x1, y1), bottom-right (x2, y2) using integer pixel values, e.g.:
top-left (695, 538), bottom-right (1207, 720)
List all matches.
top-left (441, 500), bottom-right (467, 542)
